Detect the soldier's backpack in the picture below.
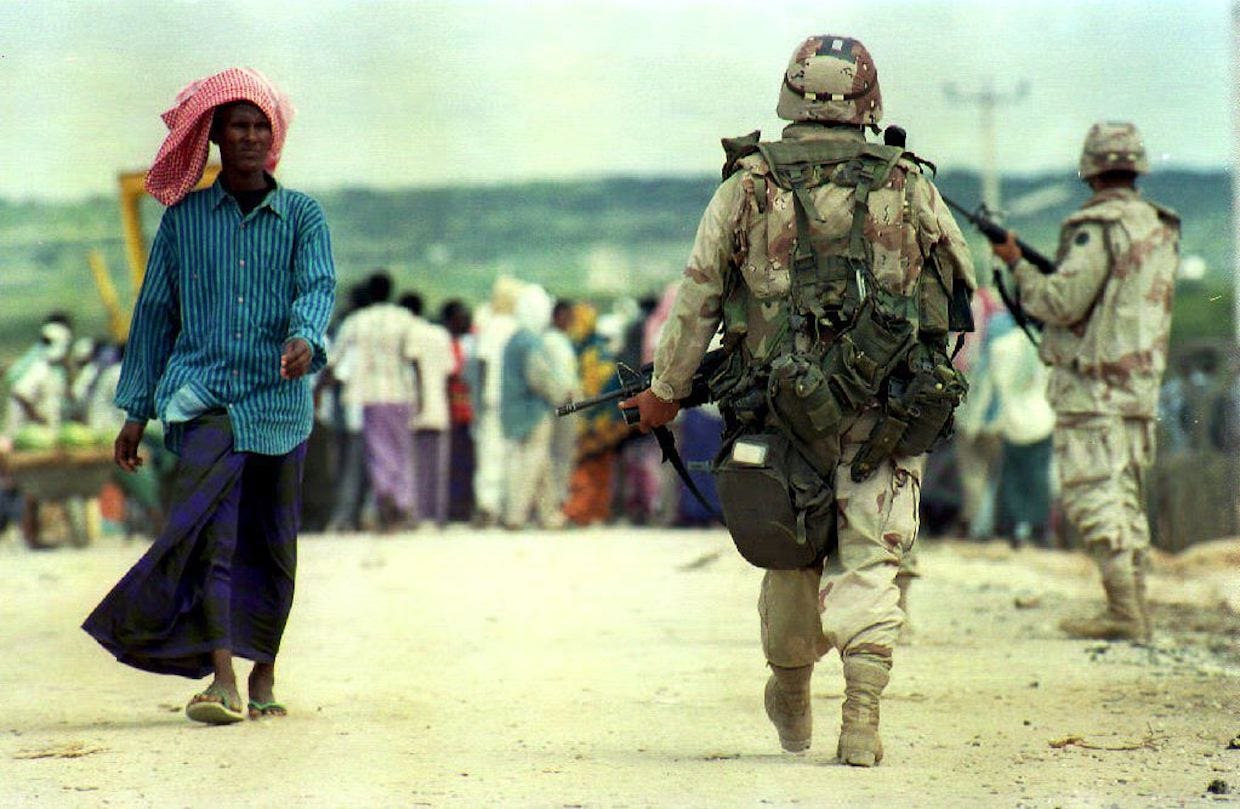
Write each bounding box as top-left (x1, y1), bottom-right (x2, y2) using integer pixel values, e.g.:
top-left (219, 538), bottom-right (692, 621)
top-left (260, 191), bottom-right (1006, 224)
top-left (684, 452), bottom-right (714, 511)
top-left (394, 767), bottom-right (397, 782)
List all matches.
top-left (709, 130), bottom-right (972, 569)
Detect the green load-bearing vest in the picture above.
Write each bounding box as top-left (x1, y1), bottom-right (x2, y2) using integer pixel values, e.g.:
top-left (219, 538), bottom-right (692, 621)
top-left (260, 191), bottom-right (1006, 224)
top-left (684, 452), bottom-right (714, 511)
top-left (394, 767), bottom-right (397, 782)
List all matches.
top-left (710, 130), bottom-right (972, 484)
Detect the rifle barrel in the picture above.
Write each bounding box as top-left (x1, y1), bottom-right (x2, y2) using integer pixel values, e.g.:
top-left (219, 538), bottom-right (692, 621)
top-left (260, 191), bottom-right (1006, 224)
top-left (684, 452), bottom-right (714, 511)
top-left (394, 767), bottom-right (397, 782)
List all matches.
top-left (555, 384), bottom-right (642, 417)
top-left (941, 194), bottom-right (1056, 276)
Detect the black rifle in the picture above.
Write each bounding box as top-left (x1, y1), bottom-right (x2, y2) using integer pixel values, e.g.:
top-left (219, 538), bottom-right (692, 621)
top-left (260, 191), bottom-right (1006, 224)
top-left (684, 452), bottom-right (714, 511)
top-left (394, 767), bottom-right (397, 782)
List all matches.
top-left (940, 194), bottom-right (1052, 347)
top-left (555, 348), bottom-right (725, 422)
top-left (940, 195), bottom-right (1056, 275)
top-left (557, 348), bottom-right (727, 519)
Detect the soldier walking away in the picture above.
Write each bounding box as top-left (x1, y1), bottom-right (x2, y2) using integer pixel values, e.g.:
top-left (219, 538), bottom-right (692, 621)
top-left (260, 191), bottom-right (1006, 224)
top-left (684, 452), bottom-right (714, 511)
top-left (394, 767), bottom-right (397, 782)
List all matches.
top-left (992, 123), bottom-right (1180, 643)
top-left (624, 35), bottom-right (975, 765)
top-left (82, 68), bottom-right (336, 724)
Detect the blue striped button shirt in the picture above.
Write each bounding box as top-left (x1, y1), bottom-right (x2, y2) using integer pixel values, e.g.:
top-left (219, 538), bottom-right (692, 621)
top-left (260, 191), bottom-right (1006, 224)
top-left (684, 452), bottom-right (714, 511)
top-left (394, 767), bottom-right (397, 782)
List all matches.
top-left (115, 178), bottom-right (336, 455)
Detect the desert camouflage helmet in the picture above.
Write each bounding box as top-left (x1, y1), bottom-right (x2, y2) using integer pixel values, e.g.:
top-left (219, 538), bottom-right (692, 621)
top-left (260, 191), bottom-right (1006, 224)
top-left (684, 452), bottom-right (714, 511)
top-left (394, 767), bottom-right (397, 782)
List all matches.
top-left (776, 35), bottom-right (882, 126)
top-left (1078, 122), bottom-right (1150, 180)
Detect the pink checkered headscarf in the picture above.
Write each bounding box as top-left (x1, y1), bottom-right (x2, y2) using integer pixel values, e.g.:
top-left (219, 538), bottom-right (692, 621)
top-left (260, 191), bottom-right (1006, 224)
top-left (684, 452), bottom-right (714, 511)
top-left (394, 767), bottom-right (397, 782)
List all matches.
top-left (145, 68), bottom-right (295, 206)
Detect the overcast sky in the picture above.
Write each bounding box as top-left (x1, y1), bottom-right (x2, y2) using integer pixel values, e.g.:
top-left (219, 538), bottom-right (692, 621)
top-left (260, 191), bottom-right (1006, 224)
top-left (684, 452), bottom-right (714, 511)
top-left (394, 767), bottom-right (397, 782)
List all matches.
top-left (0, 0), bottom-right (1232, 201)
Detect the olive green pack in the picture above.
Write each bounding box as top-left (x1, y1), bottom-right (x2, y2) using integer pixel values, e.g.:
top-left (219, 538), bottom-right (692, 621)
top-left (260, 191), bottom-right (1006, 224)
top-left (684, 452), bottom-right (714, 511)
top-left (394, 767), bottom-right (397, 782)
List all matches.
top-left (710, 131), bottom-right (970, 569)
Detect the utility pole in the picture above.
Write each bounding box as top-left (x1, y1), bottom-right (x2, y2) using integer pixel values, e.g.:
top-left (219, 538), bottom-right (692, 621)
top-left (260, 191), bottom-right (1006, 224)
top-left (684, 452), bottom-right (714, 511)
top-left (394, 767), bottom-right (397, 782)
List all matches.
top-left (944, 80), bottom-right (1030, 216)
top-left (1233, 2), bottom-right (1240, 341)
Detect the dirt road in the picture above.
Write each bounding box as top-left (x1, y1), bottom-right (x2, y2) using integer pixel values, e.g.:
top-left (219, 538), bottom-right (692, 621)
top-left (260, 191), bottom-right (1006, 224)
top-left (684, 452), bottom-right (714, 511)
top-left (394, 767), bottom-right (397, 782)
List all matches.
top-left (2, 528), bottom-right (1237, 807)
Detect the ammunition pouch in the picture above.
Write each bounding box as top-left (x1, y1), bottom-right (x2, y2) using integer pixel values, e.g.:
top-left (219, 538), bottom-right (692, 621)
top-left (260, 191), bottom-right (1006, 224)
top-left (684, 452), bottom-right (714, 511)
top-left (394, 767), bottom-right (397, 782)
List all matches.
top-left (849, 354), bottom-right (969, 482)
top-left (714, 430), bottom-right (834, 569)
top-left (767, 298), bottom-right (916, 477)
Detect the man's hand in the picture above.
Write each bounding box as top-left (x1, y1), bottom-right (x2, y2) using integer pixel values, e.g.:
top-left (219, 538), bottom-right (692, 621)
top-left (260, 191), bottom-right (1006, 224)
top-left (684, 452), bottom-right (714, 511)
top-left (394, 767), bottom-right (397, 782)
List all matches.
top-left (992, 230), bottom-right (1023, 267)
top-left (114, 421), bottom-right (146, 473)
top-left (281, 338), bottom-right (312, 380)
top-left (619, 388), bottom-right (680, 434)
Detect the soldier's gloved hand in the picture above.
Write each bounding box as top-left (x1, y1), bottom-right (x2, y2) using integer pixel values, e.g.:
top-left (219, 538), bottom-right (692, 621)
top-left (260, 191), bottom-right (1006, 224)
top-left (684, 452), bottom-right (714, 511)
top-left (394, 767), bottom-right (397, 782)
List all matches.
top-left (992, 230), bottom-right (1023, 268)
top-left (619, 389), bottom-right (680, 434)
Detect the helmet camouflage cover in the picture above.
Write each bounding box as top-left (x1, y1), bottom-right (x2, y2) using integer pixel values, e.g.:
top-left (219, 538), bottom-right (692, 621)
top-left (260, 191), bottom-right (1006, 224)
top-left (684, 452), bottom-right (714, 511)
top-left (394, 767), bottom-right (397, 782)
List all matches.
top-left (776, 35), bottom-right (882, 126)
top-left (1078, 122), bottom-right (1150, 180)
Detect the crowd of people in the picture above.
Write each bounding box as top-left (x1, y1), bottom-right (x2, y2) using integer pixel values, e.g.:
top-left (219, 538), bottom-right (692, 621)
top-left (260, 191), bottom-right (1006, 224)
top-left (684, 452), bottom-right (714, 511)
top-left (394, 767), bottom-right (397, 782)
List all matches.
top-left (5, 279), bottom-right (1239, 550)
top-left (303, 273), bottom-right (724, 535)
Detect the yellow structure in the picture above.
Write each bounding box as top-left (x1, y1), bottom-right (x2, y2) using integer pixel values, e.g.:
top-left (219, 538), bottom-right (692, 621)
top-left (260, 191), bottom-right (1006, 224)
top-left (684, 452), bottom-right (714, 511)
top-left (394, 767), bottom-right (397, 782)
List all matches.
top-left (91, 165), bottom-right (221, 342)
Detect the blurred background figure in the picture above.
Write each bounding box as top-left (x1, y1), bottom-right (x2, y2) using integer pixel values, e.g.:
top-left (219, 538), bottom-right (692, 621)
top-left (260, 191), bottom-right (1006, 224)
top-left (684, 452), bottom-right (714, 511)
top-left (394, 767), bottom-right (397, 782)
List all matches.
top-left (672, 403), bottom-right (723, 528)
top-left (950, 289), bottom-right (1007, 540)
top-left (470, 277), bottom-right (522, 527)
top-left (5, 313), bottom-right (72, 438)
top-left (401, 292), bottom-right (453, 528)
top-left (544, 299), bottom-right (581, 516)
top-left (4, 313), bottom-right (74, 545)
top-left (500, 284), bottom-right (570, 530)
top-left (328, 271), bottom-right (421, 532)
top-left (989, 319), bottom-right (1055, 548)
top-left (563, 302), bottom-right (629, 527)
top-left (440, 299), bottom-right (477, 523)
top-left (323, 282), bottom-right (371, 533)
top-left (616, 294), bottom-right (665, 525)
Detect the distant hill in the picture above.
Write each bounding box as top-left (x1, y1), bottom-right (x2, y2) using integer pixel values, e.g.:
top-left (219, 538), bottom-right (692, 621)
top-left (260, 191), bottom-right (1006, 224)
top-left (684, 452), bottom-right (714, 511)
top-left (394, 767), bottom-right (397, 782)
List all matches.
top-left (0, 168), bottom-right (1232, 364)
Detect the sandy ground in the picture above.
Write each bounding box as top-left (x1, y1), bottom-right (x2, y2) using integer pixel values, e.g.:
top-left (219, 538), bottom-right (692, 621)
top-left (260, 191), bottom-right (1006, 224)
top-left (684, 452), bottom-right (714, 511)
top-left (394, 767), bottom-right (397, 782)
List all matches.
top-left (1, 527), bottom-right (1237, 808)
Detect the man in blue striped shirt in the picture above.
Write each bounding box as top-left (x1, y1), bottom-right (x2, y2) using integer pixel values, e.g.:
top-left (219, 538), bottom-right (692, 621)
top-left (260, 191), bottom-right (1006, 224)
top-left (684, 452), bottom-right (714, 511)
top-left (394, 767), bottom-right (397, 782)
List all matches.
top-left (83, 70), bottom-right (336, 726)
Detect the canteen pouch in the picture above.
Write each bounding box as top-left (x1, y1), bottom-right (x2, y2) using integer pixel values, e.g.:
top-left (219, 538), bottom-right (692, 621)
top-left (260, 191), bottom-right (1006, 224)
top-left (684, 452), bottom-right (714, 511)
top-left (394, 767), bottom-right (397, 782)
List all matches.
top-left (893, 361), bottom-right (969, 456)
top-left (850, 359), bottom-right (970, 482)
top-left (768, 299), bottom-right (916, 477)
top-left (768, 356), bottom-right (843, 477)
top-left (714, 431), bottom-right (834, 570)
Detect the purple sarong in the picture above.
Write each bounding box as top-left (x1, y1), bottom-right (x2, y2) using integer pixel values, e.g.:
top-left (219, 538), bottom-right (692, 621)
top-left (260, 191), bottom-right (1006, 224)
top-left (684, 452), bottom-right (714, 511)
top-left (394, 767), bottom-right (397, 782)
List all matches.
top-left (412, 428), bottom-right (449, 526)
top-left (82, 413), bottom-right (305, 679)
top-left (362, 403), bottom-right (414, 516)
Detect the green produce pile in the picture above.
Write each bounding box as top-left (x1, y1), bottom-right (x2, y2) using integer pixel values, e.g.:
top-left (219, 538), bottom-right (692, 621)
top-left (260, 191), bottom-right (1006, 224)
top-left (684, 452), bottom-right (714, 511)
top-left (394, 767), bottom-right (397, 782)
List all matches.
top-left (12, 423), bottom-right (113, 451)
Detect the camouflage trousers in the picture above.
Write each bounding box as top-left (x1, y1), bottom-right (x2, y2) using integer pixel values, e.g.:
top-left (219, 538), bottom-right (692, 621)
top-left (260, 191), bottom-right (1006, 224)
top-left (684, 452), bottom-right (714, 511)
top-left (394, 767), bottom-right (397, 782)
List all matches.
top-left (759, 414), bottom-right (924, 667)
top-left (1055, 414), bottom-right (1155, 552)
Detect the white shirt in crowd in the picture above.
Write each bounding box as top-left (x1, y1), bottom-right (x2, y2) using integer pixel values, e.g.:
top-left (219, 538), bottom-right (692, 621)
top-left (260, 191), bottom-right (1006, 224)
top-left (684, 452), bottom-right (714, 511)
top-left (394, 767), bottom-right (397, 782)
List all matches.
top-left (542, 328), bottom-right (580, 403)
top-left (5, 354), bottom-right (66, 435)
top-left (989, 329), bottom-right (1055, 446)
top-left (410, 317), bottom-right (453, 432)
top-left (329, 303), bottom-right (421, 407)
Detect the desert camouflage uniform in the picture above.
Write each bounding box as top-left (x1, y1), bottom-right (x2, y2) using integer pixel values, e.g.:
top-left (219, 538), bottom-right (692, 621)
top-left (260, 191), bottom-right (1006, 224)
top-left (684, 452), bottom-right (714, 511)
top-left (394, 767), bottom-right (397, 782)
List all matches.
top-left (651, 123), bottom-right (974, 665)
top-left (1013, 192), bottom-right (1179, 551)
top-left (1010, 124), bottom-right (1179, 640)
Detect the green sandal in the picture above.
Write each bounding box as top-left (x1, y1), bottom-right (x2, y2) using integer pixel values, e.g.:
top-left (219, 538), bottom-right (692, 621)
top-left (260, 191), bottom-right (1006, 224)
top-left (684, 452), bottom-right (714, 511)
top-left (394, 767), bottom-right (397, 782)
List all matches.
top-left (185, 684), bottom-right (245, 725)
top-left (247, 700), bottom-right (287, 719)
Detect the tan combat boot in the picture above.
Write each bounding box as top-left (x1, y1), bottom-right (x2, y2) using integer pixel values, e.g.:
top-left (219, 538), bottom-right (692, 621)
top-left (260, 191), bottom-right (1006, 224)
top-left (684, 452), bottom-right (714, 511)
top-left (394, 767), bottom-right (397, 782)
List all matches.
top-left (1060, 547), bottom-right (1144, 641)
top-left (837, 653), bottom-right (891, 767)
top-left (764, 664), bottom-right (813, 753)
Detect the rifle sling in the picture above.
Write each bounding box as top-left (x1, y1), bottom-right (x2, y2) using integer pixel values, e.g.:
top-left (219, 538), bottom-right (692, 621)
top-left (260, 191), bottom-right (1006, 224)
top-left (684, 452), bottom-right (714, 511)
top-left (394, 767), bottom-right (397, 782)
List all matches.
top-left (652, 425), bottom-right (722, 522)
top-left (992, 267), bottom-right (1041, 348)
